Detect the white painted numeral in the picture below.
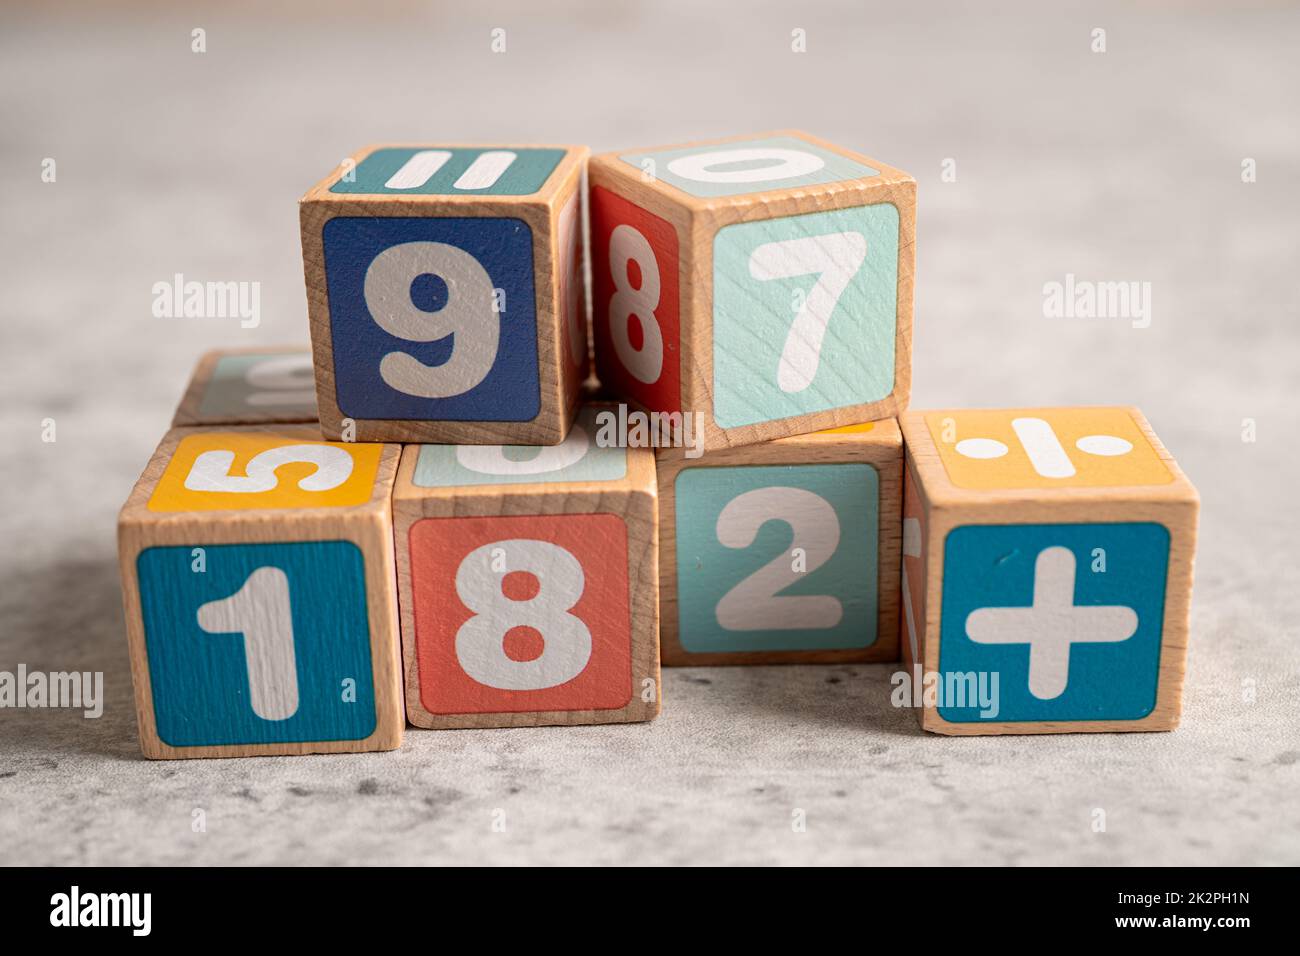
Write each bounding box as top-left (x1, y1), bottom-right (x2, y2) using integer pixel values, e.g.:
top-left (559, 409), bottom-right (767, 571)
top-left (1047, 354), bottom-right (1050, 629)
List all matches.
top-left (456, 424), bottom-right (590, 476)
top-left (608, 224), bottom-right (663, 384)
top-left (243, 354), bottom-right (315, 407)
top-left (748, 231), bottom-right (867, 393)
top-left (383, 149), bottom-right (520, 191)
top-left (384, 150), bottom-right (452, 189)
top-left (364, 241), bottom-right (499, 398)
top-left (667, 147), bottom-right (824, 185)
top-left (714, 487), bottom-right (843, 631)
top-left (454, 539), bottom-right (592, 690)
top-left (197, 567), bottom-right (299, 721)
top-left (453, 150), bottom-right (518, 190)
top-left (184, 444), bottom-right (353, 493)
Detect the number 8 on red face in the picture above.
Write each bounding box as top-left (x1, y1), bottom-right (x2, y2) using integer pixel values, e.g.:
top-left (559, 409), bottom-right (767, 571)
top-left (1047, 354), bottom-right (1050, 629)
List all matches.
top-left (408, 514), bottom-right (634, 717)
top-left (591, 186), bottom-right (681, 414)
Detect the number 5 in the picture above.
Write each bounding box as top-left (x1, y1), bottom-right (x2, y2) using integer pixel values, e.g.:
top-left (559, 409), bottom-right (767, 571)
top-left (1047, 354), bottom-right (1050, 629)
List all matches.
top-left (747, 231), bottom-right (867, 394)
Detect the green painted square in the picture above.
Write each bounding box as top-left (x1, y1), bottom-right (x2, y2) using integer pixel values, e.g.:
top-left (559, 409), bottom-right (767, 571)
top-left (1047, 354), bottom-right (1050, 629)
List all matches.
top-left (620, 135), bottom-right (878, 199)
top-left (198, 352), bottom-right (316, 421)
top-left (674, 463), bottom-right (879, 653)
top-left (331, 147), bottom-right (565, 196)
top-left (414, 407), bottom-right (627, 487)
top-left (712, 203), bottom-right (899, 429)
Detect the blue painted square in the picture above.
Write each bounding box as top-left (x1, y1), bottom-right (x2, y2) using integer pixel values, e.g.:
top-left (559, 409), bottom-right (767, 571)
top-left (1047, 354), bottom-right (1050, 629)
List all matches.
top-left (938, 523), bottom-right (1170, 723)
top-left (712, 203), bottom-right (899, 429)
top-left (331, 147), bottom-right (566, 196)
top-left (674, 464), bottom-right (879, 653)
top-left (322, 216), bottom-right (539, 422)
top-left (137, 542), bottom-right (377, 747)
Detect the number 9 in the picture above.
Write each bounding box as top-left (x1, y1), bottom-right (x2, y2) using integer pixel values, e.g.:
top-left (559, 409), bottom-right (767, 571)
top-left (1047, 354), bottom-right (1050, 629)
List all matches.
top-left (364, 241), bottom-right (500, 398)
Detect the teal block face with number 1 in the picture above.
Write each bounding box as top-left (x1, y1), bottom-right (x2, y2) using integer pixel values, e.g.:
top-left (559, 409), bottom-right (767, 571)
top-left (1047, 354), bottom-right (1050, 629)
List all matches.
top-left (137, 542), bottom-right (378, 747)
top-left (712, 203), bottom-right (900, 429)
top-left (674, 463), bottom-right (880, 653)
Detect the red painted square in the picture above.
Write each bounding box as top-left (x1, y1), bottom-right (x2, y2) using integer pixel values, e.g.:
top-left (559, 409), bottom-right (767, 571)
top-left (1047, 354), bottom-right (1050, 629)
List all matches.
top-left (591, 185), bottom-right (681, 412)
top-left (410, 513), bottom-right (633, 715)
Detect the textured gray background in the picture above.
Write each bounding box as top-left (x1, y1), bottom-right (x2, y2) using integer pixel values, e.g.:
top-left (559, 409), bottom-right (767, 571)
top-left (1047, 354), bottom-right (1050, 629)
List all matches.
top-left (1, 1), bottom-right (1297, 865)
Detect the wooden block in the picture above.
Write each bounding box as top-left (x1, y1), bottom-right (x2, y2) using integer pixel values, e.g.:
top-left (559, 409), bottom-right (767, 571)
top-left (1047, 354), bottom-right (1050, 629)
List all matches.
top-left (589, 130), bottom-right (914, 452)
top-left (117, 424), bottom-right (404, 758)
top-left (658, 419), bottom-right (902, 666)
top-left (299, 144), bottom-right (590, 445)
top-left (172, 347), bottom-right (317, 426)
top-left (393, 405), bottom-right (660, 728)
top-left (898, 407), bottom-right (1199, 735)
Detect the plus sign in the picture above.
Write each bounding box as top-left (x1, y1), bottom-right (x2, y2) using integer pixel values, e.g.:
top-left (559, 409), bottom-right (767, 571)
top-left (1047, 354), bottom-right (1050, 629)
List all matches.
top-left (964, 546), bottom-right (1138, 700)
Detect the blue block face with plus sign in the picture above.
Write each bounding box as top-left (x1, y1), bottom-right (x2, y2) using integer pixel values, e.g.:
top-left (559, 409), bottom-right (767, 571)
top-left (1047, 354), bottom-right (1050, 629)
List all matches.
top-left (322, 216), bottom-right (539, 422)
top-left (937, 522), bottom-right (1170, 723)
top-left (137, 541), bottom-right (377, 747)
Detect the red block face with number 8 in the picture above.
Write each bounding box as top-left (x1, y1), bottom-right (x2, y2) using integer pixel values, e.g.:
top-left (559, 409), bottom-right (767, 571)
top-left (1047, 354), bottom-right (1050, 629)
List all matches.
top-left (591, 186), bottom-right (681, 413)
top-left (409, 514), bottom-right (634, 716)
top-left (392, 426), bottom-right (661, 730)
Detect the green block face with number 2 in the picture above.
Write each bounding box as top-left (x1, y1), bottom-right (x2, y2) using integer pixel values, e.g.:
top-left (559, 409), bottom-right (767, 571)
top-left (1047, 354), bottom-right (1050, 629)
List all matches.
top-left (712, 203), bottom-right (900, 428)
top-left (674, 463), bottom-right (880, 653)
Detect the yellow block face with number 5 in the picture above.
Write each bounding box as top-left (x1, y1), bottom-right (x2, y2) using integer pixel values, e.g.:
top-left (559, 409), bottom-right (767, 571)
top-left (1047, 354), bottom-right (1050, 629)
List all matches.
top-left (148, 429), bottom-right (384, 512)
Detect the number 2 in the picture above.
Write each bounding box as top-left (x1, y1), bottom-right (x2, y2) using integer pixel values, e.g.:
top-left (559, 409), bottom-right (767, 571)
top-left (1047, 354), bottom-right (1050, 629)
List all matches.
top-left (714, 487), bottom-right (843, 631)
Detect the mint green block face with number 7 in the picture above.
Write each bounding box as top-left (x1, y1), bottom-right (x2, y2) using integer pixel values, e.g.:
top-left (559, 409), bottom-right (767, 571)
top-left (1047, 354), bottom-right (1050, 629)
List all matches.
top-left (712, 203), bottom-right (900, 429)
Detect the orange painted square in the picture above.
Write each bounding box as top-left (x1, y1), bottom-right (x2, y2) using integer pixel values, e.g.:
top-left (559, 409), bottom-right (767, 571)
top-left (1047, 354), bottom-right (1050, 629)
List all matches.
top-left (925, 408), bottom-right (1173, 490)
top-left (149, 429), bottom-right (383, 512)
top-left (409, 514), bottom-right (634, 715)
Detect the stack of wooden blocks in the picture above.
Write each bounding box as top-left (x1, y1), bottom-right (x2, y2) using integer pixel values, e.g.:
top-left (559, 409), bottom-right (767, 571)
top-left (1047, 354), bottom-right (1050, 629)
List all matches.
top-left (118, 133), bottom-right (1199, 758)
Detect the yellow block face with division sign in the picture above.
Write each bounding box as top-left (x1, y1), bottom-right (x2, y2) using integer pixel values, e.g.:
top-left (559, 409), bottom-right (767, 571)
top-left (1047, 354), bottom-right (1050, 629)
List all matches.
top-left (925, 408), bottom-right (1173, 491)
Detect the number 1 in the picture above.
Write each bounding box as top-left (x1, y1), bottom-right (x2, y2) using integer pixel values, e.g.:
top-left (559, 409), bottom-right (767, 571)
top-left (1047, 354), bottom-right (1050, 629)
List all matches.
top-left (197, 567), bottom-right (299, 721)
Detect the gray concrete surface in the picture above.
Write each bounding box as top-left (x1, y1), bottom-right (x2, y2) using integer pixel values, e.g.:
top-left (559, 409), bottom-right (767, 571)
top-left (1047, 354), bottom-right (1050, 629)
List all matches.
top-left (1, 1), bottom-right (1297, 865)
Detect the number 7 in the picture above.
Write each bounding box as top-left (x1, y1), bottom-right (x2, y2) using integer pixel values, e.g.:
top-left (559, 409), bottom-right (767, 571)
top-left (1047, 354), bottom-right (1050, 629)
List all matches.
top-left (747, 231), bottom-right (867, 394)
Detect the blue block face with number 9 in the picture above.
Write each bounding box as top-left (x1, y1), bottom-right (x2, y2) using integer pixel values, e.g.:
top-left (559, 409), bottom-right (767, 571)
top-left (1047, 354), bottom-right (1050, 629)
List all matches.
top-left (673, 463), bottom-right (880, 653)
top-left (137, 541), bottom-right (377, 746)
top-left (322, 216), bottom-right (539, 422)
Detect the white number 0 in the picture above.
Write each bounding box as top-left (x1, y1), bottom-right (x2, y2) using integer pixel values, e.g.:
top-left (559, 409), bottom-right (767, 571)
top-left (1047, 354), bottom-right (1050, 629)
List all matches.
top-left (454, 539), bottom-right (592, 690)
